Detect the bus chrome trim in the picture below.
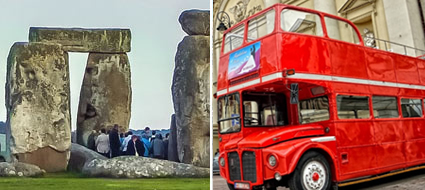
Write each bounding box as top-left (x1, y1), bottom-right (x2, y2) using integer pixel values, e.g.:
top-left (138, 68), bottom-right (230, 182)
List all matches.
top-left (283, 73), bottom-right (425, 90)
top-left (311, 136), bottom-right (336, 142)
top-left (262, 73), bottom-right (283, 82)
top-left (217, 89), bottom-right (228, 96)
top-left (229, 79), bottom-right (261, 92)
top-left (338, 165), bottom-right (425, 187)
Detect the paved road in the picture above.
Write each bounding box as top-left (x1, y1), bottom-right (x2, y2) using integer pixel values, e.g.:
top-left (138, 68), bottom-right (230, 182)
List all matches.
top-left (213, 169), bottom-right (425, 190)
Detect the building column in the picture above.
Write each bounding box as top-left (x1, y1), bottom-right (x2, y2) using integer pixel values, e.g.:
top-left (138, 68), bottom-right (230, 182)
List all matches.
top-left (383, 0), bottom-right (425, 56)
top-left (263, 0), bottom-right (280, 8)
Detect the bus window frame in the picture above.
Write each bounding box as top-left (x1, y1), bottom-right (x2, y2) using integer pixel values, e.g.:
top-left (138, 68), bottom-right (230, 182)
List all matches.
top-left (279, 8), bottom-right (325, 38)
top-left (241, 91), bottom-right (288, 128)
top-left (220, 5), bottom-right (278, 57)
top-left (399, 97), bottom-right (425, 119)
top-left (217, 92), bottom-right (243, 134)
top-left (298, 95), bottom-right (331, 125)
top-left (335, 93), bottom-right (372, 121)
top-left (219, 4), bottom-right (365, 58)
top-left (371, 95), bottom-right (401, 120)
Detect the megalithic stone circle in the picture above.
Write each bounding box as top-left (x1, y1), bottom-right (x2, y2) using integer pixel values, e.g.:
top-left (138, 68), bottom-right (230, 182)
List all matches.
top-left (5, 27), bottom-right (132, 171)
top-left (6, 42), bottom-right (71, 172)
top-left (77, 53), bottom-right (132, 148)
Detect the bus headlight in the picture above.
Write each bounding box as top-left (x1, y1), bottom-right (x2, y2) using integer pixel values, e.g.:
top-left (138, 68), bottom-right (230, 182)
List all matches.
top-left (220, 157), bottom-right (225, 167)
top-left (268, 155), bottom-right (277, 167)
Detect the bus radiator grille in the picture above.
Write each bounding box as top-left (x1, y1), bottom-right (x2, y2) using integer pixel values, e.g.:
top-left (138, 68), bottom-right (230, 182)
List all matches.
top-left (228, 152), bottom-right (241, 181)
top-left (242, 151), bottom-right (257, 183)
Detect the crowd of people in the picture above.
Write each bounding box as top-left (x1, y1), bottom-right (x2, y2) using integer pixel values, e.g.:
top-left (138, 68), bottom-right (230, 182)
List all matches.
top-left (92, 124), bottom-right (169, 160)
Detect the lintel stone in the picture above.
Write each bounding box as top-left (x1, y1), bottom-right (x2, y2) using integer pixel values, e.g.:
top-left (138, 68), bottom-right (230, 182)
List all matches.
top-left (29, 27), bottom-right (131, 53)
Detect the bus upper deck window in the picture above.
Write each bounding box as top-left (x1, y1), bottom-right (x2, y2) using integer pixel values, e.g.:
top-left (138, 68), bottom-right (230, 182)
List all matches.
top-left (223, 24), bottom-right (245, 54)
top-left (325, 17), bottom-right (360, 44)
top-left (281, 9), bottom-right (323, 36)
top-left (247, 9), bottom-right (275, 42)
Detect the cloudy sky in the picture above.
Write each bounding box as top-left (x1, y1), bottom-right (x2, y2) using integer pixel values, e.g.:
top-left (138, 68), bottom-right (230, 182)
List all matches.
top-left (0, 0), bottom-right (209, 130)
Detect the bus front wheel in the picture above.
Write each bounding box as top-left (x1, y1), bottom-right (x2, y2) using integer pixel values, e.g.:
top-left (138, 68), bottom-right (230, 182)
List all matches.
top-left (288, 151), bottom-right (331, 190)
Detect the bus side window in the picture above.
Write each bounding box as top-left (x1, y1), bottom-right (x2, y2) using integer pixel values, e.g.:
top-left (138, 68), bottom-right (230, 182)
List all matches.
top-left (336, 95), bottom-right (370, 119)
top-left (401, 99), bottom-right (422, 118)
top-left (372, 96), bottom-right (399, 118)
top-left (299, 96), bottom-right (329, 124)
top-left (281, 9), bottom-right (323, 36)
top-left (223, 24), bottom-right (245, 54)
top-left (247, 9), bottom-right (275, 42)
top-left (325, 17), bottom-right (360, 44)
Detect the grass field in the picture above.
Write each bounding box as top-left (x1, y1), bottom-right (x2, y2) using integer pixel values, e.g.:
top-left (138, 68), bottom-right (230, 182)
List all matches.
top-left (0, 172), bottom-right (210, 190)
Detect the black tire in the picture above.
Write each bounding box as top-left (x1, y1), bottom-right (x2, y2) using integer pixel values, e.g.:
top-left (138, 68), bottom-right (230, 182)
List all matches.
top-left (227, 183), bottom-right (235, 190)
top-left (288, 151), bottom-right (331, 190)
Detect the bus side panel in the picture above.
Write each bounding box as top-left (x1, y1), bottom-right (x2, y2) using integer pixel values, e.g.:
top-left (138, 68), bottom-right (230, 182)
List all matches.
top-left (373, 120), bottom-right (406, 169)
top-left (335, 121), bottom-right (377, 179)
top-left (364, 49), bottom-right (397, 83)
top-left (394, 56), bottom-right (420, 85)
top-left (262, 139), bottom-right (339, 181)
top-left (403, 119), bottom-right (425, 165)
top-left (279, 34), bottom-right (331, 75)
top-left (417, 59), bottom-right (425, 84)
top-left (217, 54), bottom-right (230, 91)
top-left (327, 40), bottom-right (368, 79)
top-left (258, 35), bottom-right (279, 76)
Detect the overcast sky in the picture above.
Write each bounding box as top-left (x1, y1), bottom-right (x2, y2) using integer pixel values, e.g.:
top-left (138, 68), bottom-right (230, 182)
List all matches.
top-left (0, 0), bottom-right (209, 130)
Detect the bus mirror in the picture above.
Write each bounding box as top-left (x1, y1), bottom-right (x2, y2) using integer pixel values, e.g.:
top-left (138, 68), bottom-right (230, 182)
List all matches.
top-left (290, 83), bottom-right (299, 104)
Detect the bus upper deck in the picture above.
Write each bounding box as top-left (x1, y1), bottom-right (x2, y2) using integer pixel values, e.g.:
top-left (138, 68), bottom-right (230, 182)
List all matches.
top-left (217, 4), bottom-right (425, 97)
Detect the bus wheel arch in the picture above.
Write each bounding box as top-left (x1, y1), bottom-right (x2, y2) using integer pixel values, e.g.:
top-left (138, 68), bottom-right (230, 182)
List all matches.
top-left (288, 146), bottom-right (338, 182)
top-left (288, 150), bottom-right (332, 190)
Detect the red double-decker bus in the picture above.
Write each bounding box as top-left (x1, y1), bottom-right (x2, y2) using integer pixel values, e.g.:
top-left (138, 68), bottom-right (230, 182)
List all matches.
top-left (216, 3), bottom-right (425, 190)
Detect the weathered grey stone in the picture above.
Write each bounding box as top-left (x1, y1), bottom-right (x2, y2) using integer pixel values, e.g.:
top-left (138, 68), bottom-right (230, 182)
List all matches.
top-left (77, 53), bottom-right (131, 147)
top-left (6, 42), bottom-right (71, 172)
top-left (68, 143), bottom-right (106, 172)
top-left (172, 36), bottom-right (210, 168)
top-left (0, 162), bottom-right (45, 177)
top-left (179, 10), bottom-right (210, 35)
top-left (82, 156), bottom-right (209, 178)
top-left (29, 27), bottom-right (131, 53)
top-left (168, 114), bottom-right (178, 162)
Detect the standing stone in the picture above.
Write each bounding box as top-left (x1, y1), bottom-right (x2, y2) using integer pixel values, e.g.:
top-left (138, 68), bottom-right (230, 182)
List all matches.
top-left (168, 114), bottom-right (179, 162)
top-left (6, 42), bottom-right (71, 172)
top-left (77, 53), bottom-right (131, 148)
top-left (179, 10), bottom-right (210, 36)
top-left (172, 35), bottom-right (210, 168)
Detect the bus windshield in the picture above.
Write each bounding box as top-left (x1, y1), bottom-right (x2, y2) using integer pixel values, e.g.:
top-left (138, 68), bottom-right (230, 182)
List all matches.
top-left (218, 93), bottom-right (241, 133)
top-left (243, 92), bottom-right (288, 127)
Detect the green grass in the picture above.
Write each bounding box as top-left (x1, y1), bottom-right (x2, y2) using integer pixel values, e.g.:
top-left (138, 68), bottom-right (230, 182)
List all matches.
top-left (0, 172), bottom-right (210, 190)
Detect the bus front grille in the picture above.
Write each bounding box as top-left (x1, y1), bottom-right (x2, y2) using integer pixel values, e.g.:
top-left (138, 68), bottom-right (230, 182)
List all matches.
top-left (242, 151), bottom-right (257, 182)
top-left (228, 152), bottom-right (241, 181)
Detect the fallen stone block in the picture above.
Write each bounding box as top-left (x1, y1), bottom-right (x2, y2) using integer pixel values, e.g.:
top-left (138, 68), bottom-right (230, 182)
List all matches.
top-left (82, 156), bottom-right (209, 178)
top-left (0, 162), bottom-right (45, 177)
top-left (68, 143), bottom-right (106, 172)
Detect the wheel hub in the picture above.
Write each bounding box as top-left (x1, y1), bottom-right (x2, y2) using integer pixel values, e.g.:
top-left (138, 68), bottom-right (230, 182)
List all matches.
top-left (302, 160), bottom-right (327, 190)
